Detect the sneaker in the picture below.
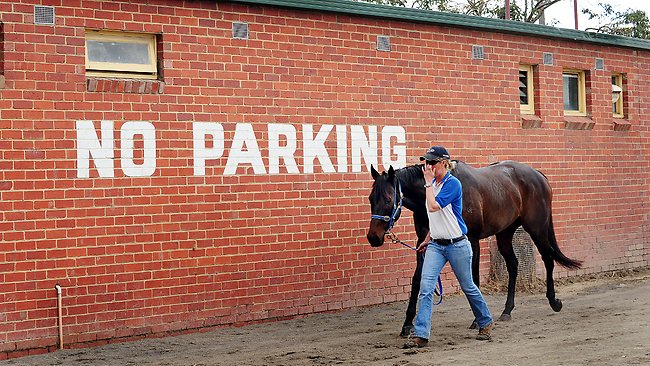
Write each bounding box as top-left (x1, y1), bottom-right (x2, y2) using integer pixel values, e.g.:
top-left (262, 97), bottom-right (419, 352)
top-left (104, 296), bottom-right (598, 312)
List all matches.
top-left (476, 322), bottom-right (493, 341)
top-left (403, 337), bottom-right (428, 348)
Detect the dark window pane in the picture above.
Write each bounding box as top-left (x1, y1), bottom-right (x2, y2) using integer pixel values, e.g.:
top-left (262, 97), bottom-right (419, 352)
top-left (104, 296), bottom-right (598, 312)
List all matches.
top-left (563, 74), bottom-right (579, 111)
top-left (519, 70), bottom-right (528, 104)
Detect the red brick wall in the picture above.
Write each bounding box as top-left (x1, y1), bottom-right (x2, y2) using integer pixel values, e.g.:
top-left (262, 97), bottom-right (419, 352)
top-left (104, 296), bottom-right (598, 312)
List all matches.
top-left (1, 0), bottom-right (649, 358)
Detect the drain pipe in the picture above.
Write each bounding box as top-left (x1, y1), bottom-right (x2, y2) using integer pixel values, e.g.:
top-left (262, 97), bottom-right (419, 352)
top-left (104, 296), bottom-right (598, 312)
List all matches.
top-left (54, 284), bottom-right (64, 350)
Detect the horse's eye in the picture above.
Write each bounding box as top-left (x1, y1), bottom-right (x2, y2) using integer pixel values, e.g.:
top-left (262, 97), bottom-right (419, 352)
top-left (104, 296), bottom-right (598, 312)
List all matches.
top-left (384, 198), bottom-right (392, 205)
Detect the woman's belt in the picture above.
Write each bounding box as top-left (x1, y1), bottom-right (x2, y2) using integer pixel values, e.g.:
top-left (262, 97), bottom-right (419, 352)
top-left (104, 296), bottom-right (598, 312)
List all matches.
top-left (431, 235), bottom-right (466, 246)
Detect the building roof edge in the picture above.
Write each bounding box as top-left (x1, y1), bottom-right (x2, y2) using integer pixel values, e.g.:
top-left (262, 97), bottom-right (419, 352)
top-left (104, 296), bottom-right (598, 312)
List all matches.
top-left (227, 0), bottom-right (650, 51)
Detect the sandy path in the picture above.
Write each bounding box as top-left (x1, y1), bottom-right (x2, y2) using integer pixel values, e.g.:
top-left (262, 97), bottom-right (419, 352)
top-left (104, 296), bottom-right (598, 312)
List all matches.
top-left (4, 267), bottom-right (650, 366)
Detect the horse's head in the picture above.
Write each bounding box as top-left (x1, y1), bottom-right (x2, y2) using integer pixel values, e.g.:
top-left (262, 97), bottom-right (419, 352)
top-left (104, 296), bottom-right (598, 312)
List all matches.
top-left (367, 165), bottom-right (402, 247)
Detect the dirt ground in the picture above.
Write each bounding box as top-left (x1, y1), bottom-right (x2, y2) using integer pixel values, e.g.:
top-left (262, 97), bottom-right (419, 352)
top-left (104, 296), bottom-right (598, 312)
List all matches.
top-left (5, 267), bottom-right (650, 366)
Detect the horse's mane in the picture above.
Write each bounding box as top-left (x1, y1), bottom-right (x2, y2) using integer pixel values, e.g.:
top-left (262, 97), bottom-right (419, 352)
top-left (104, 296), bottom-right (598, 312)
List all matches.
top-left (395, 160), bottom-right (465, 184)
top-left (373, 160), bottom-right (470, 197)
top-left (395, 164), bottom-right (424, 187)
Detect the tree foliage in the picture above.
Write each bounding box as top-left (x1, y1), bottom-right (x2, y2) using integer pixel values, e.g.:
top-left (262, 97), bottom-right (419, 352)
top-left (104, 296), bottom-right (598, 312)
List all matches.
top-left (357, 0), bottom-right (562, 23)
top-left (359, 0), bottom-right (650, 39)
top-left (583, 3), bottom-right (650, 40)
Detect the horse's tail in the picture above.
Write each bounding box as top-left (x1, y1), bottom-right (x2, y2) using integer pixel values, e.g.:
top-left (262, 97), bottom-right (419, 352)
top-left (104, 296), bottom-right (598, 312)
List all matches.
top-left (548, 215), bottom-right (582, 269)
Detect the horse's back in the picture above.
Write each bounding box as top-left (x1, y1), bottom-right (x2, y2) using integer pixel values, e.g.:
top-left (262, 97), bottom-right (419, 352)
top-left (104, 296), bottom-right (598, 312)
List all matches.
top-left (453, 160), bottom-right (551, 238)
top-left (458, 160), bottom-right (549, 191)
top-left (487, 160), bottom-right (552, 201)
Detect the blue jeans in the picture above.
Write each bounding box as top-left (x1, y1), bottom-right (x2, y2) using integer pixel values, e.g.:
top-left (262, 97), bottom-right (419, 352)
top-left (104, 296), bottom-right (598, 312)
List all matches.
top-left (413, 238), bottom-right (493, 340)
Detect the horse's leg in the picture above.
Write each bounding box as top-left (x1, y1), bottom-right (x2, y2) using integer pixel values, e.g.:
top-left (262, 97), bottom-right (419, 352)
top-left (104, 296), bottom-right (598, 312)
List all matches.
top-left (468, 236), bottom-right (481, 329)
top-left (542, 250), bottom-right (562, 312)
top-left (401, 251), bottom-right (424, 337)
top-left (400, 212), bottom-right (429, 337)
top-left (469, 237), bottom-right (481, 287)
top-left (525, 225), bottom-right (563, 312)
top-left (495, 224), bottom-right (520, 321)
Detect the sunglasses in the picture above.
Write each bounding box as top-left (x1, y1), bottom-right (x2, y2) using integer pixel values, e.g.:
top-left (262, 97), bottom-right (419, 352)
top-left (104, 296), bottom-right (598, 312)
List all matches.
top-left (426, 159), bottom-right (441, 166)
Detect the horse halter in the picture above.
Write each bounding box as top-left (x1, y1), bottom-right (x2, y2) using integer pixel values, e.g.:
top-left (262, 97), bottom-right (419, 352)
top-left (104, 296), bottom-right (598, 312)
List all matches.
top-left (370, 178), bottom-right (403, 232)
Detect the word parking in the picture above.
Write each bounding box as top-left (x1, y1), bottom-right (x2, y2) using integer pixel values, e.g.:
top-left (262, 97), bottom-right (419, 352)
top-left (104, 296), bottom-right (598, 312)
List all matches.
top-left (75, 121), bottom-right (407, 178)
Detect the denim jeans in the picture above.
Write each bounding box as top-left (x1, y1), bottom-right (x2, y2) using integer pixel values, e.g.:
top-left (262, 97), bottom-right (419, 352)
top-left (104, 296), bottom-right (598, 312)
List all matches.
top-left (413, 238), bottom-right (493, 340)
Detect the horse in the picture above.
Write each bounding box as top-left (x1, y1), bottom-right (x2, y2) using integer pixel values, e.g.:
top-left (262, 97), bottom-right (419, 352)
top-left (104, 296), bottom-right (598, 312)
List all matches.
top-left (366, 161), bottom-right (582, 337)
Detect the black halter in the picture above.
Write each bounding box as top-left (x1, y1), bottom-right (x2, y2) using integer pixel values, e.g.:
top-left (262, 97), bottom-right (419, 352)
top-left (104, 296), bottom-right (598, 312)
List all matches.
top-left (370, 178), bottom-right (403, 231)
top-left (369, 172), bottom-right (444, 304)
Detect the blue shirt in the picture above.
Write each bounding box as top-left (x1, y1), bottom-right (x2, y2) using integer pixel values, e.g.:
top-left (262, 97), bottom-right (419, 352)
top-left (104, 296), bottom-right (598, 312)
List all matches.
top-left (426, 172), bottom-right (467, 239)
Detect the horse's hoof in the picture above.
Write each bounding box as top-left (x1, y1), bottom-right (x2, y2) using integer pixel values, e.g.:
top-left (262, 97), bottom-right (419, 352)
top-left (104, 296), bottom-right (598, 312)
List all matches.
top-left (400, 325), bottom-right (413, 338)
top-left (550, 299), bottom-right (563, 312)
top-left (498, 313), bottom-right (512, 322)
top-left (469, 321), bottom-right (478, 330)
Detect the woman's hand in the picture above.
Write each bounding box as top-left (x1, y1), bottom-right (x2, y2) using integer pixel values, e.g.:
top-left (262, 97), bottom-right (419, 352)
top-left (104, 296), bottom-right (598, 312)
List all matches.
top-left (416, 232), bottom-right (431, 253)
top-left (422, 164), bottom-right (436, 184)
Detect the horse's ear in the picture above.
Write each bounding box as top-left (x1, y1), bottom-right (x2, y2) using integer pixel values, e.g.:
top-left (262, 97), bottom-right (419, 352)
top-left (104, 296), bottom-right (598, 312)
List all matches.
top-left (371, 165), bottom-right (379, 180)
top-left (388, 165), bottom-right (395, 178)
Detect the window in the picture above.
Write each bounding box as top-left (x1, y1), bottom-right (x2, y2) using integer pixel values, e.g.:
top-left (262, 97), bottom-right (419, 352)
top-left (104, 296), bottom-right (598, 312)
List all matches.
top-left (519, 64), bottom-right (534, 114)
top-left (85, 30), bottom-right (157, 79)
top-left (563, 70), bottom-right (586, 116)
top-left (612, 74), bottom-right (624, 118)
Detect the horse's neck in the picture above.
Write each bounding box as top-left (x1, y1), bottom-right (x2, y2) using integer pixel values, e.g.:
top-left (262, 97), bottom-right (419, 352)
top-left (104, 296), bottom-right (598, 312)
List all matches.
top-left (396, 165), bottom-right (426, 212)
top-left (395, 165), bottom-right (422, 185)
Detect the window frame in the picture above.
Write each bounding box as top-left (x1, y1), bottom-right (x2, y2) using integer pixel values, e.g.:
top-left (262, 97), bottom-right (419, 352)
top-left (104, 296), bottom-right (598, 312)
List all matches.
top-left (519, 64), bottom-right (535, 115)
top-left (612, 73), bottom-right (624, 118)
top-left (562, 69), bottom-right (587, 116)
top-left (85, 30), bottom-right (157, 79)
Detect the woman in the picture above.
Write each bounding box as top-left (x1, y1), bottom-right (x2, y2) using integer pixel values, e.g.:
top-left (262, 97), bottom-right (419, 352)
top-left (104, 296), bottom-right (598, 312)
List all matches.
top-left (404, 146), bottom-right (493, 348)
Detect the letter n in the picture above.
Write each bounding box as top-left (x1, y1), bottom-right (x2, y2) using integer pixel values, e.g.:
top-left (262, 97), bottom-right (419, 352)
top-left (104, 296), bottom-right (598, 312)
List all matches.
top-left (75, 120), bottom-right (114, 178)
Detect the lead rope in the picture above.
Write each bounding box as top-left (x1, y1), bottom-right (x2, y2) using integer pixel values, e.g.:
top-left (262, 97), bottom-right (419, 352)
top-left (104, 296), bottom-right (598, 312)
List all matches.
top-left (385, 231), bottom-right (443, 305)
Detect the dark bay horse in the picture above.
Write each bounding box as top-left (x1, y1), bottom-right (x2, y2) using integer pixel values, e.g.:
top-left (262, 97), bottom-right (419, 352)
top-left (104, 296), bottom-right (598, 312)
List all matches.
top-left (367, 161), bottom-right (582, 336)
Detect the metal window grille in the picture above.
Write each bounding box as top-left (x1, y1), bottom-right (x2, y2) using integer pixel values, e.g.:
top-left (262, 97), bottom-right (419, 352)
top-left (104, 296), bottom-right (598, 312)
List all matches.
top-left (34, 5), bottom-right (55, 25)
top-left (377, 36), bottom-right (390, 51)
top-left (472, 45), bottom-right (484, 60)
top-left (543, 52), bottom-right (554, 66)
top-left (232, 22), bottom-right (249, 39)
top-left (595, 58), bottom-right (605, 70)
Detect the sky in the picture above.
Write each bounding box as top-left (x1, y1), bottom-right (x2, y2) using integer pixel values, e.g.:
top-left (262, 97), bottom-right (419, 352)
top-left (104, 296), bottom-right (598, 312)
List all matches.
top-left (539, 0), bottom-right (650, 31)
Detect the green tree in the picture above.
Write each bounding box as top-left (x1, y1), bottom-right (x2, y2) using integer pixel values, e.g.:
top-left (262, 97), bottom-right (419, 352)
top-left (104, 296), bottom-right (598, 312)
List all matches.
top-left (358, 0), bottom-right (462, 12)
top-left (583, 3), bottom-right (650, 39)
top-left (359, 1), bottom-right (650, 39)
top-left (357, 0), bottom-right (563, 23)
top-left (412, 0), bottom-right (462, 12)
top-left (491, 0), bottom-right (563, 23)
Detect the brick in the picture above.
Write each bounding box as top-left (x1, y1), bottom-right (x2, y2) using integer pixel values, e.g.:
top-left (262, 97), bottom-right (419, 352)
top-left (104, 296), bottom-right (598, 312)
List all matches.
top-left (2, 0), bottom-right (650, 358)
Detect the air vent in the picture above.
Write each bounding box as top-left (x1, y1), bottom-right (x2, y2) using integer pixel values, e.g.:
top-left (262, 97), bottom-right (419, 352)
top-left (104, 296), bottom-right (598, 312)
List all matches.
top-left (34, 5), bottom-right (55, 25)
top-left (472, 45), bottom-right (484, 60)
top-left (232, 22), bottom-right (248, 40)
top-left (595, 58), bottom-right (605, 70)
top-left (377, 36), bottom-right (390, 52)
top-left (543, 52), bottom-right (554, 66)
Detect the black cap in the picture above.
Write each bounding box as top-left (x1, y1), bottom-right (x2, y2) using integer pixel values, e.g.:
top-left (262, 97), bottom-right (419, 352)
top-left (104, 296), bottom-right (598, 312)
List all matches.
top-left (419, 146), bottom-right (450, 161)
